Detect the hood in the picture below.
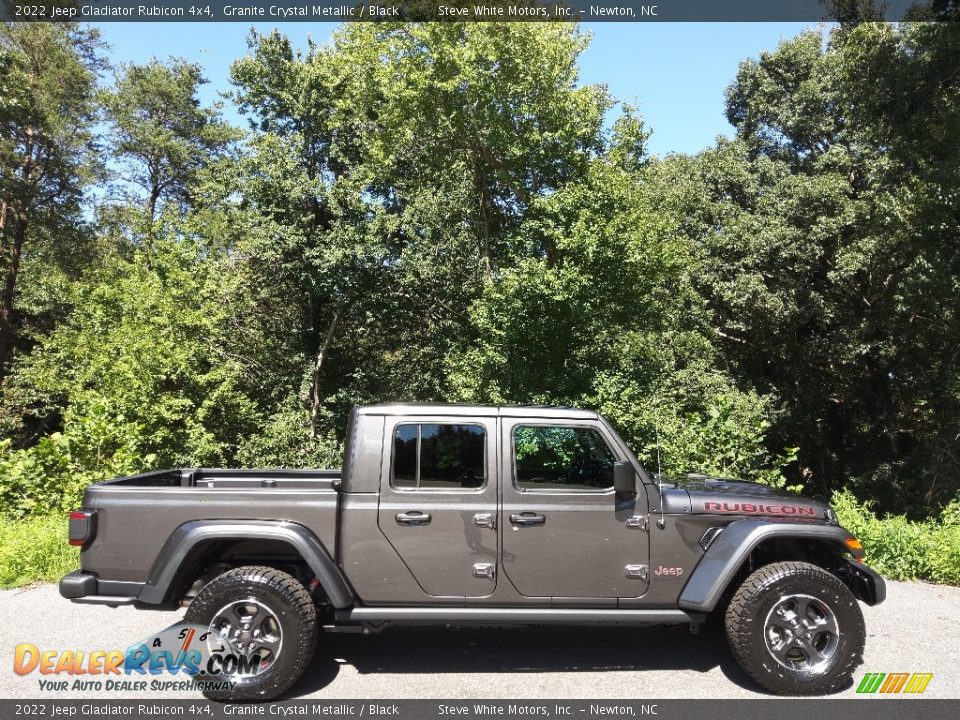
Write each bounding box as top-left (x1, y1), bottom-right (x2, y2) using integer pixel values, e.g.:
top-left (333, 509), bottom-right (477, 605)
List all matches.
top-left (655, 473), bottom-right (833, 522)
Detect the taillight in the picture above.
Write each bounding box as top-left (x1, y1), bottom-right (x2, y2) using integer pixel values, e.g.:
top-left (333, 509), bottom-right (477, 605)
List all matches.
top-left (68, 510), bottom-right (96, 547)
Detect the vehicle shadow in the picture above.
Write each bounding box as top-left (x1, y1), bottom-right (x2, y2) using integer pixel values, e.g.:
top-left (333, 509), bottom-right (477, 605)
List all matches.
top-left (288, 622), bottom-right (766, 698)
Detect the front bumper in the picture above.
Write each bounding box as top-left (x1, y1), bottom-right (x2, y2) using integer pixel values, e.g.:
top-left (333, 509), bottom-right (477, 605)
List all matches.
top-left (842, 558), bottom-right (886, 606)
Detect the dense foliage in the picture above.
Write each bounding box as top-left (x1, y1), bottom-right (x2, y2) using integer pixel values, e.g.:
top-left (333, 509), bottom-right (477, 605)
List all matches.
top-left (833, 490), bottom-right (960, 585)
top-left (1, 22), bottom-right (959, 561)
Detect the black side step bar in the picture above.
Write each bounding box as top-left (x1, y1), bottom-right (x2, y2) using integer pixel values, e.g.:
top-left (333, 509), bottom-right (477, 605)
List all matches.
top-left (335, 607), bottom-right (703, 625)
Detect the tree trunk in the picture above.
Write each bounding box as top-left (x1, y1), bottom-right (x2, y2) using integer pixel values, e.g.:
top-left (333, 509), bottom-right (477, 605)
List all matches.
top-left (147, 185), bottom-right (160, 225)
top-left (0, 209), bottom-right (27, 378)
top-left (475, 168), bottom-right (493, 284)
top-left (309, 309), bottom-right (340, 438)
top-left (144, 183), bottom-right (161, 265)
top-left (0, 128), bottom-right (35, 378)
top-left (0, 198), bottom-right (9, 268)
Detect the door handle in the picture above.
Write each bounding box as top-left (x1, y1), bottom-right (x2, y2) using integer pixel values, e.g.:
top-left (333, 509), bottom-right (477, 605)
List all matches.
top-left (510, 512), bottom-right (545, 527)
top-left (396, 511), bottom-right (432, 526)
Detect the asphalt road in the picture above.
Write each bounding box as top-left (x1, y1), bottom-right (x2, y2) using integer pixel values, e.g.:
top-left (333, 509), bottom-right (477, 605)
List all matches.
top-left (1, 579), bottom-right (958, 699)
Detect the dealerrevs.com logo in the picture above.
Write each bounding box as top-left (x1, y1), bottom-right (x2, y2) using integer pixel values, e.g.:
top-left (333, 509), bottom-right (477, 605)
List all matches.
top-left (13, 623), bottom-right (263, 693)
top-left (856, 672), bottom-right (934, 695)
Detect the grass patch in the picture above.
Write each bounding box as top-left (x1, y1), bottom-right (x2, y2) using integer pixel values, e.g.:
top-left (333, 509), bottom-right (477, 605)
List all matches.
top-left (833, 490), bottom-right (960, 585)
top-left (0, 514), bottom-right (79, 589)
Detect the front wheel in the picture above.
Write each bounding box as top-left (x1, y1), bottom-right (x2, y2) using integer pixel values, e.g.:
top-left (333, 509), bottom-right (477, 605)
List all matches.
top-left (184, 566), bottom-right (317, 701)
top-left (725, 561), bottom-right (865, 695)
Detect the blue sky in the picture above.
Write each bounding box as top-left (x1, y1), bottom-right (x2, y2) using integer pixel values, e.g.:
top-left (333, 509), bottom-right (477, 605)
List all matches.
top-left (94, 22), bottom-right (815, 156)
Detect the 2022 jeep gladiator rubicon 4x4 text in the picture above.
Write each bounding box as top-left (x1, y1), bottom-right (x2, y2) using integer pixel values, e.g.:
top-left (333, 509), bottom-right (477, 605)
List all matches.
top-left (60, 404), bottom-right (885, 699)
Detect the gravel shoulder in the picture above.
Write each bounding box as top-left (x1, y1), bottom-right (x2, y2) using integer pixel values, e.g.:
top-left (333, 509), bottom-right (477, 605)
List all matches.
top-left (1, 579), bottom-right (957, 699)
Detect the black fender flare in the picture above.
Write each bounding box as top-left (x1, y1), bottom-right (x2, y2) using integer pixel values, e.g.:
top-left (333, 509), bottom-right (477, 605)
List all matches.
top-left (137, 519), bottom-right (354, 608)
top-left (677, 519), bottom-right (871, 612)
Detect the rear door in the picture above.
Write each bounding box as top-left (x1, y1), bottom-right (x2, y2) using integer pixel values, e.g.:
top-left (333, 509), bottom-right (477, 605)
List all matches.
top-left (377, 416), bottom-right (498, 598)
top-left (500, 419), bottom-right (650, 598)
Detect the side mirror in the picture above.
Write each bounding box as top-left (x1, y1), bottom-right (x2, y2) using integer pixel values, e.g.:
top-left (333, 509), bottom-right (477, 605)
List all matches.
top-left (613, 461), bottom-right (636, 495)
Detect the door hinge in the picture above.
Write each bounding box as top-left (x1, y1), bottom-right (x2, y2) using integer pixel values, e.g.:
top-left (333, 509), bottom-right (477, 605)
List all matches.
top-left (626, 515), bottom-right (648, 531)
top-left (625, 564), bottom-right (649, 580)
top-left (473, 562), bottom-right (496, 579)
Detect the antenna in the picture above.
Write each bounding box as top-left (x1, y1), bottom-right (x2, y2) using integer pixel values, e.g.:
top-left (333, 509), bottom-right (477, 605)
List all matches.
top-left (655, 425), bottom-right (663, 478)
top-left (654, 424), bottom-right (666, 529)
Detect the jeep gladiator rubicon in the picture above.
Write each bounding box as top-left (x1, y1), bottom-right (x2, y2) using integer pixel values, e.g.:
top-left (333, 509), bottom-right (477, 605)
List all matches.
top-left (60, 404), bottom-right (885, 699)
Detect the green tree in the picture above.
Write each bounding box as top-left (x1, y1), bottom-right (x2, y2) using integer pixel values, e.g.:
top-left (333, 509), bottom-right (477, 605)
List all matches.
top-left (0, 23), bottom-right (102, 380)
top-left (697, 23), bottom-right (960, 511)
top-left (229, 29), bottom-right (378, 437)
top-left (101, 58), bottom-right (236, 249)
top-left (13, 236), bottom-right (261, 471)
top-left (331, 22), bottom-right (609, 277)
top-left (227, 23), bottom-right (611, 441)
top-left (451, 137), bottom-right (788, 484)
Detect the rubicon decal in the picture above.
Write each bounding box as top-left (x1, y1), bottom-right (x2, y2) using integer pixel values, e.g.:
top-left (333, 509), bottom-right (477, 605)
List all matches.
top-left (856, 672), bottom-right (933, 694)
top-left (703, 501), bottom-right (817, 517)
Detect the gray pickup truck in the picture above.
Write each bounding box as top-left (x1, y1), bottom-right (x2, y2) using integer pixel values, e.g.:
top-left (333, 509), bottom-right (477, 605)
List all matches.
top-left (61, 404), bottom-right (884, 700)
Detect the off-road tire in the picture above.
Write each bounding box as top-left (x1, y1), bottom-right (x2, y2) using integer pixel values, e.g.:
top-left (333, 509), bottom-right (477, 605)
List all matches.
top-left (725, 561), bottom-right (865, 695)
top-left (184, 566), bottom-right (316, 701)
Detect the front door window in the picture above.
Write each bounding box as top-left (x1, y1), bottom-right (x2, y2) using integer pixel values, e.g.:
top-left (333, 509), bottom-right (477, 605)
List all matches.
top-left (514, 426), bottom-right (615, 491)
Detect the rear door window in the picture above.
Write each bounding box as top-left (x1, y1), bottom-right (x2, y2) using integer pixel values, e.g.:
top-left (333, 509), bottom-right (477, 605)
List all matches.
top-left (391, 423), bottom-right (486, 490)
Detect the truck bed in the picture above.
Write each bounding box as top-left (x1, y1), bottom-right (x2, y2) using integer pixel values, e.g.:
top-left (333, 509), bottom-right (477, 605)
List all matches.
top-left (77, 468), bottom-right (342, 587)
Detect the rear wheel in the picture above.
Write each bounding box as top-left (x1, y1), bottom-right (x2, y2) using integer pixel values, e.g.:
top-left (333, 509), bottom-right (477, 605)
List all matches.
top-left (725, 561), bottom-right (865, 695)
top-left (184, 565), bottom-right (316, 701)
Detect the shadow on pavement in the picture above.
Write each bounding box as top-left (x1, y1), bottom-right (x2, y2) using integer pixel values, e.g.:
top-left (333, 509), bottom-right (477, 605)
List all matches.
top-left (288, 622), bottom-right (766, 698)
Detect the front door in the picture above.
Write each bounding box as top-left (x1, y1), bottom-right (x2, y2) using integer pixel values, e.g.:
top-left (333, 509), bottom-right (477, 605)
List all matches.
top-left (500, 420), bottom-right (650, 598)
top-left (378, 417), bottom-right (498, 598)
